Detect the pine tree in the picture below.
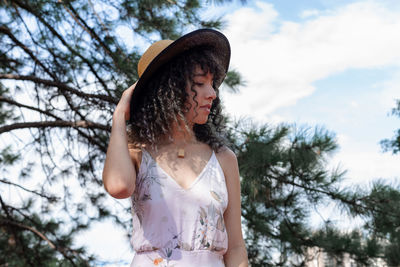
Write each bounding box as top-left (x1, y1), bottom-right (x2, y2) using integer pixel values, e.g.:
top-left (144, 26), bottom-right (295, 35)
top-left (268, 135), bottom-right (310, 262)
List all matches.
top-left (381, 99), bottom-right (400, 154)
top-left (1, 1), bottom-right (399, 266)
top-left (228, 121), bottom-right (400, 266)
top-left (0, 0), bottom-right (241, 265)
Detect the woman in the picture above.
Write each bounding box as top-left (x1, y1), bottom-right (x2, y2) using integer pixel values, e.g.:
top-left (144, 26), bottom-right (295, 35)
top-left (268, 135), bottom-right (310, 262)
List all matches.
top-left (102, 29), bottom-right (248, 267)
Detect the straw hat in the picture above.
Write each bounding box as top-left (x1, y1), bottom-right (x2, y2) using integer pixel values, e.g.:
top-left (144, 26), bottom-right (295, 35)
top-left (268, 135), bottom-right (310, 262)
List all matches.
top-left (129, 29), bottom-right (231, 122)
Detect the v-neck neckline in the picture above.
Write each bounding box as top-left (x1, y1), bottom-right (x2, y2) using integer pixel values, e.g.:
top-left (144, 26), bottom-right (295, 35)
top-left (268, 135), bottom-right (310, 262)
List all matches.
top-left (143, 148), bottom-right (214, 191)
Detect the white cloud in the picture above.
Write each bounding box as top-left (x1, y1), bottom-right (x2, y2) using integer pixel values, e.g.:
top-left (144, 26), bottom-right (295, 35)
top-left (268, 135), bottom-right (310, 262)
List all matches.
top-left (300, 9), bottom-right (321, 18)
top-left (222, 0), bottom-right (400, 122)
top-left (224, 2), bottom-right (278, 43)
top-left (331, 141), bottom-right (400, 186)
top-left (378, 68), bottom-right (400, 109)
top-left (350, 101), bottom-right (359, 108)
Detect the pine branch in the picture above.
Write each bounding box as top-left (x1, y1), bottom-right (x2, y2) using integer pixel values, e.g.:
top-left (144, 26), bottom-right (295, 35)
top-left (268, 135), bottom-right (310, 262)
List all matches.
top-left (270, 169), bottom-right (400, 223)
top-left (0, 120), bottom-right (111, 134)
top-left (59, 0), bottom-right (123, 70)
top-left (49, 82), bottom-right (111, 153)
top-left (0, 179), bottom-right (59, 202)
top-left (0, 218), bottom-right (85, 267)
top-left (87, 0), bottom-right (126, 61)
top-left (60, 0), bottom-right (112, 56)
top-left (0, 195), bottom-right (34, 265)
top-left (11, 0), bottom-right (111, 93)
top-left (0, 218), bottom-right (57, 249)
top-left (1, 28), bottom-right (92, 128)
top-left (0, 95), bottom-right (62, 120)
top-left (0, 96), bottom-right (109, 152)
top-left (0, 119), bottom-right (109, 151)
top-left (0, 25), bottom-right (56, 80)
top-left (0, 74), bottom-right (117, 104)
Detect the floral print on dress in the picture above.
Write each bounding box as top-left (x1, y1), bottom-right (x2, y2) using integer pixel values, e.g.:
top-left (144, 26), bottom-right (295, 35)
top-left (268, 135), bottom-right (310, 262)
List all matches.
top-left (194, 191), bottom-right (227, 253)
top-left (130, 150), bottom-right (228, 266)
top-left (145, 255), bottom-right (177, 267)
top-left (131, 151), bottom-right (165, 225)
top-left (141, 227), bottom-right (185, 267)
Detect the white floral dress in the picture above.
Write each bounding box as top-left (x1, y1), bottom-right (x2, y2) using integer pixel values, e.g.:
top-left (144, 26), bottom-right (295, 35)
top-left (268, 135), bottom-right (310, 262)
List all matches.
top-left (130, 149), bottom-right (228, 267)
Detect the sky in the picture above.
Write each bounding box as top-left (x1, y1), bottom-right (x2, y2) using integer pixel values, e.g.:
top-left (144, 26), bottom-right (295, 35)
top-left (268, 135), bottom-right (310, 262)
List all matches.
top-left (77, 0), bottom-right (400, 265)
top-left (216, 0), bottom-right (400, 186)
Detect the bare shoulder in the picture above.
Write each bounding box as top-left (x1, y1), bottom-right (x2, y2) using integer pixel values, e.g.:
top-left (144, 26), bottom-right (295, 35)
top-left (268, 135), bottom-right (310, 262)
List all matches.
top-left (215, 146), bottom-right (238, 173)
top-left (216, 146), bottom-right (237, 162)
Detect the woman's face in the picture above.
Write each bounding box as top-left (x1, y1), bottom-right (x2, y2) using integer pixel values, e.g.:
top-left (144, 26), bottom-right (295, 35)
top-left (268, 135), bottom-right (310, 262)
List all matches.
top-left (184, 66), bottom-right (216, 125)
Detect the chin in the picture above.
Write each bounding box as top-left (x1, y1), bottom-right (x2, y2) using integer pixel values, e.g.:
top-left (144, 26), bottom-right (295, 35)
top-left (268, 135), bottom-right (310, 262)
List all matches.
top-left (194, 117), bottom-right (209, 125)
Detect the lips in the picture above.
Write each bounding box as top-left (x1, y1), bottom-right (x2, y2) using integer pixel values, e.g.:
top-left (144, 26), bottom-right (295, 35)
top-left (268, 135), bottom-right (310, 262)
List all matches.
top-left (200, 104), bottom-right (212, 112)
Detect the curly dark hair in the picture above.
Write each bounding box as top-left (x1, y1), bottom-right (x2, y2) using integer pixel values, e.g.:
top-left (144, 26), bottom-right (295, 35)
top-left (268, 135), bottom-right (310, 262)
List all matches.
top-left (127, 46), bottom-right (228, 151)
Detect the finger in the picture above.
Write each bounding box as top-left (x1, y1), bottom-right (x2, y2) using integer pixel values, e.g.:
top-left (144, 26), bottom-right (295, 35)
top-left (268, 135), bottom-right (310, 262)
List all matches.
top-left (127, 82), bottom-right (137, 95)
top-left (124, 82), bottom-right (137, 121)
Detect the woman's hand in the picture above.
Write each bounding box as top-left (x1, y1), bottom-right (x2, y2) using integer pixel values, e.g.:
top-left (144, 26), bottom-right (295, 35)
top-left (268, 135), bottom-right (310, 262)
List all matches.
top-left (114, 82), bottom-right (137, 122)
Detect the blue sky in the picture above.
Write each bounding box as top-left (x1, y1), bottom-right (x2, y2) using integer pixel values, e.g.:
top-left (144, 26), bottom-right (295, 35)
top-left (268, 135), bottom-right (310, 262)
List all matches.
top-left (215, 0), bottom-right (400, 185)
top-left (79, 0), bottom-right (400, 265)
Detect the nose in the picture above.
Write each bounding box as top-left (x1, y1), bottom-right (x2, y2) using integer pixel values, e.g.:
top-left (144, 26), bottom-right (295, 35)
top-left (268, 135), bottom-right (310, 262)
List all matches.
top-left (206, 84), bottom-right (217, 100)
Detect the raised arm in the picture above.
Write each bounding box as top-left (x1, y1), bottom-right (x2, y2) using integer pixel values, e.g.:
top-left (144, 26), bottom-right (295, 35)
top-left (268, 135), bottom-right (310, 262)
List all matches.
top-left (102, 83), bottom-right (138, 199)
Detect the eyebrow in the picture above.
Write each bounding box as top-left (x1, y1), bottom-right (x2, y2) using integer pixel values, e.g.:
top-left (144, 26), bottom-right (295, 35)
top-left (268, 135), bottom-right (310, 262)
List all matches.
top-left (193, 71), bottom-right (214, 78)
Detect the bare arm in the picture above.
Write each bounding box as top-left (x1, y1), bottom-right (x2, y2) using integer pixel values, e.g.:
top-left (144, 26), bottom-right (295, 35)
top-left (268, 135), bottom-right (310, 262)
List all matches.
top-left (218, 148), bottom-right (249, 267)
top-left (102, 83), bottom-right (137, 199)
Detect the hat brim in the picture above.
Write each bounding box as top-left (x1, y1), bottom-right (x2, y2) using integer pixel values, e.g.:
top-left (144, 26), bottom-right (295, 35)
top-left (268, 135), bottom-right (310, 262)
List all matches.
top-left (129, 29), bottom-right (231, 123)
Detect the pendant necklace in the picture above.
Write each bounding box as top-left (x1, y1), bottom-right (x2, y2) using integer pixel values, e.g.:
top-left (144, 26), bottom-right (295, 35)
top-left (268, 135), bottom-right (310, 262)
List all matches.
top-left (177, 148), bottom-right (185, 158)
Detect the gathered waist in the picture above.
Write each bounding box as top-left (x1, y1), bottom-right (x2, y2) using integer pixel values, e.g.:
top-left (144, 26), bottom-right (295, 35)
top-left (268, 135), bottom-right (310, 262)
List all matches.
top-left (131, 249), bottom-right (225, 267)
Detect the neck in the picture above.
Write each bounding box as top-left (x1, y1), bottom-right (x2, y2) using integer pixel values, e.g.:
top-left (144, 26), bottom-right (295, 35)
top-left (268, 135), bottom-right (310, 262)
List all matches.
top-left (171, 120), bottom-right (196, 145)
top-left (157, 122), bottom-right (196, 146)
top-left (171, 126), bottom-right (196, 145)
top-left (173, 127), bottom-right (197, 158)
top-left (158, 123), bottom-right (197, 159)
